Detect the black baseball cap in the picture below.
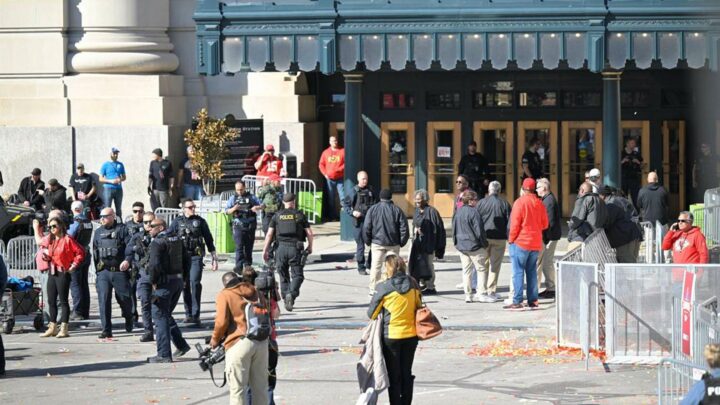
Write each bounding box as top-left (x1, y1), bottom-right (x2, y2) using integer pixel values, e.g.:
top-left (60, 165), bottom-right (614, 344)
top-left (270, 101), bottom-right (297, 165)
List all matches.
top-left (283, 193), bottom-right (296, 202)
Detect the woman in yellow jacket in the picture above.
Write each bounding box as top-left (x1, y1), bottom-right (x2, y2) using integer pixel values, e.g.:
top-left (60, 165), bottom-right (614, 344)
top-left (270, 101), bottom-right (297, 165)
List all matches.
top-left (367, 254), bottom-right (422, 405)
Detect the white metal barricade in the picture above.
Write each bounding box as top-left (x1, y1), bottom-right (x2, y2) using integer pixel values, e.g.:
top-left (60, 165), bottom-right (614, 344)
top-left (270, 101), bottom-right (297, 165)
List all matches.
top-left (155, 208), bottom-right (182, 225)
top-left (657, 358), bottom-right (707, 405)
top-left (557, 262), bottom-right (600, 350)
top-left (5, 236), bottom-right (39, 279)
top-left (242, 175), bottom-right (321, 224)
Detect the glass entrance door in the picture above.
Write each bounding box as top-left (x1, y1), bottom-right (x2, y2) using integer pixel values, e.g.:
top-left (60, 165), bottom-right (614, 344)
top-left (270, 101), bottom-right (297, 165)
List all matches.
top-left (621, 121), bottom-right (651, 188)
top-left (662, 120), bottom-right (686, 217)
top-left (428, 122), bottom-right (461, 217)
top-left (517, 122), bottom-right (559, 198)
top-left (561, 121), bottom-right (602, 217)
top-left (381, 122), bottom-right (415, 215)
top-left (474, 122), bottom-right (515, 202)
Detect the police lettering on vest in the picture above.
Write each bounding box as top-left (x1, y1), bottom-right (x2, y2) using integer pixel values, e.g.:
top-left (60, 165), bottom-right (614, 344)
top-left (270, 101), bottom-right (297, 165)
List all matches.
top-left (703, 374), bottom-right (720, 404)
top-left (74, 217), bottom-right (94, 247)
top-left (275, 210), bottom-right (303, 239)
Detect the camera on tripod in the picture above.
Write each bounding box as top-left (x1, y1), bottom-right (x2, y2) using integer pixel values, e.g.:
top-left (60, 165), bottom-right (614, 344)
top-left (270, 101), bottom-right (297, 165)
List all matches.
top-left (196, 342), bottom-right (225, 372)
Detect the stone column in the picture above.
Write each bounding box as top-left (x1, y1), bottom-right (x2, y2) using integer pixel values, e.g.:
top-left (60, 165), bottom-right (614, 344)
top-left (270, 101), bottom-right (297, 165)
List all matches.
top-left (602, 71), bottom-right (622, 188)
top-left (342, 73), bottom-right (363, 241)
top-left (67, 0), bottom-right (178, 73)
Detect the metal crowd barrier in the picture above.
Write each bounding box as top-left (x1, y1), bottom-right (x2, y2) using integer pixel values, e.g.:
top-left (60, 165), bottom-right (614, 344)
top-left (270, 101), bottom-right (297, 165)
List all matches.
top-left (4, 236), bottom-right (39, 279)
top-left (657, 358), bottom-right (708, 405)
top-left (556, 262), bottom-right (600, 350)
top-left (0, 239), bottom-right (6, 258)
top-left (241, 175), bottom-right (320, 224)
top-left (155, 208), bottom-right (182, 225)
top-left (705, 188), bottom-right (720, 246)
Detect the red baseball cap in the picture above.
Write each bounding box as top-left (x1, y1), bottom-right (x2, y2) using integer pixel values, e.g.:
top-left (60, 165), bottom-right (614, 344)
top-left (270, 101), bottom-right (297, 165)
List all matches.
top-left (265, 144), bottom-right (275, 151)
top-left (522, 178), bottom-right (536, 191)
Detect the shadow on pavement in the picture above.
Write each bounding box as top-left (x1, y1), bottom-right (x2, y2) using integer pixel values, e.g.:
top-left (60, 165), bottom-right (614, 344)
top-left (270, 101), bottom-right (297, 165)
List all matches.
top-left (8, 360), bottom-right (146, 378)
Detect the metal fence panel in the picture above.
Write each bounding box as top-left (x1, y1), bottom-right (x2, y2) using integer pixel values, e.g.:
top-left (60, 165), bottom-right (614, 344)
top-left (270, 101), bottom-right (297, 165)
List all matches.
top-left (241, 175), bottom-right (320, 224)
top-left (155, 208), bottom-right (182, 225)
top-left (657, 358), bottom-right (708, 405)
top-left (557, 262), bottom-right (600, 349)
top-left (4, 236), bottom-right (39, 279)
top-left (704, 188), bottom-right (720, 246)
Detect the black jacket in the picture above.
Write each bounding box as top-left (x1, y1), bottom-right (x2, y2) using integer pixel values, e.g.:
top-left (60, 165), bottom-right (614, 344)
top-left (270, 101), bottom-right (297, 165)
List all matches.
top-left (452, 204), bottom-right (488, 253)
top-left (18, 176), bottom-right (45, 210)
top-left (603, 201), bottom-right (643, 248)
top-left (412, 205), bottom-right (446, 257)
top-left (541, 193), bottom-right (562, 243)
top-left (44, 185), bottom-right (68, 213)
top-left (475, 194), bottom-right (511, 240)
top-left (458, 153), bottom-right (490, 182)
top-left (363, 200), bottom-right (409, 247)
top-left (568, 193), bottom-right (607, 242)
top-left (343, 185), bottom-right (378, 227)
top-left (637, 182), bottom-right (669, 225)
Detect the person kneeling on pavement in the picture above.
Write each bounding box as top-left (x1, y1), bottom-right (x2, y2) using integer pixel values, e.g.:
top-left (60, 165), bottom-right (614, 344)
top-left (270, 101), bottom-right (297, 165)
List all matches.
top-left (146, 218), bottom-right (191, 363)
top-left (211, 271), bottom-right (271, 405)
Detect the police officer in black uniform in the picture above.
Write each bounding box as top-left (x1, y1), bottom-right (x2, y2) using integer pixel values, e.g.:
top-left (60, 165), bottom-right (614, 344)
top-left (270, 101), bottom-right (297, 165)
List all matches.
top-left (225, 181), bottom-right (262, 270)
top-left (92, 207), bottom-right (134, 338)
top-left (145, 218), bottom-right (191, 363)
top-left (68, 200), bottom-right (94, 320)
top-left (169, 198), bottom-right (218, 325)
top-left (343, 171), bottom-right (377, 275)
top-left (521, 137), bottom-right (544, 180)
top-left (125, 201), bottom-right (146, 323)
top-left (262, 193), bottom-right (314, 312)
top-left (125, 211), bottom-right (156, 342)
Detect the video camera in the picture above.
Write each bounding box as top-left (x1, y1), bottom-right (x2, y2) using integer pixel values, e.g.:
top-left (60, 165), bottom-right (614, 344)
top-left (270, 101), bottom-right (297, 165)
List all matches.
top-left (196, 342), bottom-right (225, 372)
top-left (254, 268), bottom-right (276, 293)
top-left (34, 210), bottom-right (48, 226)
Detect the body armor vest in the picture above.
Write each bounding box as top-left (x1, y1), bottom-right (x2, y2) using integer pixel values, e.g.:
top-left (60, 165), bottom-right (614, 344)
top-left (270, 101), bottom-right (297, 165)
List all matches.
top-left (177, 216), bottom-right (205, 256)
top-left (233, 194), bottom-right (255, 219)
top-left (74, 216), bottom-right (94, 248)
top-left (133, 232), bottom-right (152, 270)
top-left (95, 224), bottom-right (125, 267)
top-left (703, 373), bottom-right (720, 404)
top-left (275, 209), bottom-right (303, 240)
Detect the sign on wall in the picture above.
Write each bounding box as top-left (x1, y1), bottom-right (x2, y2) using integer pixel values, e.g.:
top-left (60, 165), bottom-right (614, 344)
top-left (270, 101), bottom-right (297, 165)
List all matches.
top-left (218, 117), bottom-right (263, 191)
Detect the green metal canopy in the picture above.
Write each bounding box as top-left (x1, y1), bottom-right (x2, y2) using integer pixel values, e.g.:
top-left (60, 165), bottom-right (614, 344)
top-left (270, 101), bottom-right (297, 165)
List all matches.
top-left (194, 0), bottom-right (720, 75)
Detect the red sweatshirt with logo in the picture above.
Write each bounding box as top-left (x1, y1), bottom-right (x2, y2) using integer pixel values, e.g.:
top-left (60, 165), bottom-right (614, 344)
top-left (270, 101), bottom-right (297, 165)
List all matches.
top-left (318, 147), bottom-right (345, 181)
top-left (662, 226), bottom-right (709, 264)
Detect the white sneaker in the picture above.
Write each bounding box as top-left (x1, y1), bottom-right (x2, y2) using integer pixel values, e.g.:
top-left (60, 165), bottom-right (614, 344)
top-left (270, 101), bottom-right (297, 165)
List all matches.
top-left (503, 297), bottom-right (514, 305)
top-left (474, 294), bottom-right (494, 303)
top-left (465, 294), bottom-right (473, 303)
top-left (485, 293), bottom-right (502, 303)
top-left (456, 283), bottom-right (464, 290)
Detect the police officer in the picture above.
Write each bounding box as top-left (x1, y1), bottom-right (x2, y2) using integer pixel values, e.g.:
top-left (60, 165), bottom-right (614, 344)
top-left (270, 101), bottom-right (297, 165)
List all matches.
top-left (169, 198), bottom-right (218, 325)
top-left (146, 218), bottom-right (191, 363)
top-left (67, 201), bottom-right (93, 320)
top-left (92, 207), bottom-right (134, 338)
top-left (125, 211), bottom-right (156, 342)
top-left (226, 181), bottom-right (262, 270)
top-left (126, 201), bottom-right (146, 322)
top-left (343, 171), bottom-right (377, 275)
top-left (262, 193), bottom-right (313, 312)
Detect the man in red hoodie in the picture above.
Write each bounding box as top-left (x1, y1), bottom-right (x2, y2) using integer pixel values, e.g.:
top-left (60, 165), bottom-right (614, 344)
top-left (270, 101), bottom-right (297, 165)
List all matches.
top-left (318, 136), bottom-right (345, 221)
top-left (504, 178), bottom-right (549, 311)
top-left (662, 211), bottom-right (709, 264)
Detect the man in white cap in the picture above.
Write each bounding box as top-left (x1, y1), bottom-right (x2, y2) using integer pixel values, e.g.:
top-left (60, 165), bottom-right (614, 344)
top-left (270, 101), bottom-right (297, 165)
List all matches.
top-left (586, 168), bottom-right (602, 194)
top-left (99, 147), bottom-right (127, 218)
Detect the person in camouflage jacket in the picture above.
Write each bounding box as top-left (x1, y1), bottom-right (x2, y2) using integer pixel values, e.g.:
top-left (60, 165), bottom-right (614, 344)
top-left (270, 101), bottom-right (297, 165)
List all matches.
top-left (257, 175), bottom-right (284, 235)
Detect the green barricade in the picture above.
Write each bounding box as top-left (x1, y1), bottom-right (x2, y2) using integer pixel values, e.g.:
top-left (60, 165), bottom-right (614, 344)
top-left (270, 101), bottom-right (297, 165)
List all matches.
top-left (690, 203), bottom-right (705, 234)
top-left (206, 212), bottom-right (235, 254)
top-left (298, 191), bottom-right (322, 223)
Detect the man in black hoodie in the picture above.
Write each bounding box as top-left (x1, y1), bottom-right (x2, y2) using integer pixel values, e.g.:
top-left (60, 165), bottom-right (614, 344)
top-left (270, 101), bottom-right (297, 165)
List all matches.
top-left (363, 188), bottom-right (409, 293)
top-left (536, 178), bottom-right (561, 299)
top-left (637, 171), bottom-right (669, 226)
top-left (42, 178), bottom-right (68, 213)
top-left (458, 141), bottom-right (490, 197)
top-left (600, 187), bottom-right (642, 263)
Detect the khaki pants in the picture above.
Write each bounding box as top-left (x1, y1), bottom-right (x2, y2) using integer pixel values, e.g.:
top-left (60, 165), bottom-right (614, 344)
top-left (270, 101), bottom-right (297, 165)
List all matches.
top-left (537, 240), bottom-right (558, 291)
top-left (478, 239), bottom-right (506, 294)
top-left (459, 249), bottom-right (486, 295)
top-left (225, 338), bottom-right (269, 405)
top-left (369, 244), bottom-right (400, 291)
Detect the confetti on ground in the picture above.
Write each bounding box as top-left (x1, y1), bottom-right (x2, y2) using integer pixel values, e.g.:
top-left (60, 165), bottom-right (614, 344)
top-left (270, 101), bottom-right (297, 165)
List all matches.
top-left (339, 346), bottom-right (362, 355)
top-left (466, 338), bottom-right (607, 363)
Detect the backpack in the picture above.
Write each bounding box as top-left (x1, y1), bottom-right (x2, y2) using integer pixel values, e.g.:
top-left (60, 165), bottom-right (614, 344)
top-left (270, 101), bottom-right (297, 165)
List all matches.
top-left (243, 297), bottom-right (271, 341)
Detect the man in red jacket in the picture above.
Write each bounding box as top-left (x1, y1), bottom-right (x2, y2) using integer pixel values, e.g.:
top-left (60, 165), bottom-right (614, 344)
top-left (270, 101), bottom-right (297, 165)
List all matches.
top-left (662, 211), bottom-right (709, 264)
top-left (504, 178), bottom-right (549, 311)
top-left (255, 144), bottom-right (283, 177)
top-left (318, 136), bottom-right (345, 221)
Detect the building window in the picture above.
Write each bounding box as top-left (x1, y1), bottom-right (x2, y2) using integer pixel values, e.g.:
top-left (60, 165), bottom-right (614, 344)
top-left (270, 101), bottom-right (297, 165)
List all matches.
top-left (540, 33), bottom-right (561, 69)
top-left (248, 36), bottom-right (268, 71)
top-left (488, 34), bottom-right (510, 68)
top-left (463, 34), bottom-right (485, 70)
top-left (685, 32), bottom-right (707, 68)
top-left (514, 33), bottom-right (536, 69)
top-left (339, 35), bottom-right (358, 70)
top-left (563, 91), bottom-right (602, 107)
top-left (519, 91), bottom-right (557, 107)
top-left (222, 37), bottom-right (244, 73)
top-left (272, 36), bottom-right (292, 71)
top-left (363, 35), bottom-right (383, 71)
top-left (622, 91), bottom-right (650, 107)
top-left (381, 92), bottom-right (415, 110)
top-left (473, 92), bottom-right (513, 108)
top-left (427, 92), bottom-right (461, 109)
top-left (438, 34), bottom-right (458, 69)
top-left (388, 34), bottom-right (409, 70)
top-left (632, 33), bottom-right (654, 69)
top-left (566, 33), bottom-right (586, 69)
top-left (297, 36), bottom-right (319, 70)
top-left (413, 34), bottom-right (433, 70)
top-left (661, 90), bottom-right (693, 107)
top-left (608, 32), bottom-right (628, 69)
top-left (659, 33), bottom-right (680, 68)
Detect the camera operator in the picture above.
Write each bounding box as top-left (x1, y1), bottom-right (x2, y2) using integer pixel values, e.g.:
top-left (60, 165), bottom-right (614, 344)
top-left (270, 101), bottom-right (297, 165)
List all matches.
top-left (210, 271), bottom-right (269, 405)
top-left (226, 181), bottom-right (263, 269)
top-left (239, 265), bottom-right (281, 405)
top-left (146, 218), bottom-right (191, 363)
top-left (262, 193), bottom-right (313, 312)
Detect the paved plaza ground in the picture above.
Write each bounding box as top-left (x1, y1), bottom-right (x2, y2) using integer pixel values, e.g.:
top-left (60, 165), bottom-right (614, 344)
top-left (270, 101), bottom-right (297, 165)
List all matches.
top-left (0, 224), bottom-right (659, 404)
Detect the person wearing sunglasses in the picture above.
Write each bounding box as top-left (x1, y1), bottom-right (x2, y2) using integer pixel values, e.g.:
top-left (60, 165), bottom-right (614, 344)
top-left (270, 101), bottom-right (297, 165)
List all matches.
top-left (169, 197), bottom-right (218, 326)
top-left (92, 207), bottom-right (134, 338)
top-left (33, 216), bottom-right (86, 338)
top-left (662, 211), bottom-right (709, 264)
top-left (125, 212), bottom-right (157, 342)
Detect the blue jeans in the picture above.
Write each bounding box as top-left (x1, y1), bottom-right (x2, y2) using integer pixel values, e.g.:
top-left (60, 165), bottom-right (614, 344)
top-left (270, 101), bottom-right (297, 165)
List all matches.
top-left (325, 178), bottom-right (345, 219)
top-left (183, 255), bottom-right (204, 319)
top-left (509, 243), bottom-right (539, 305)
top-left (102, 187), bottom-right (124, 218)
top-left (182, 184), bottom-right (204, 200)
top-left (96, 270), bottom-right (132, 334)
top-left (152, 277), bottom-right (189, 359)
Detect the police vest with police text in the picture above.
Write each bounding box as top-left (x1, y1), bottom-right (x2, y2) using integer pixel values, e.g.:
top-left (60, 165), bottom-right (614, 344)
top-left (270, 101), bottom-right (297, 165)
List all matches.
top-left (74, 216), bottom-right (94, 248)
top-left (703, 373), bottom-right (720, 404)
top-left (275, 209), bottom-right (305, 240)
top-left (95, 224), bottom-right (126, 267)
